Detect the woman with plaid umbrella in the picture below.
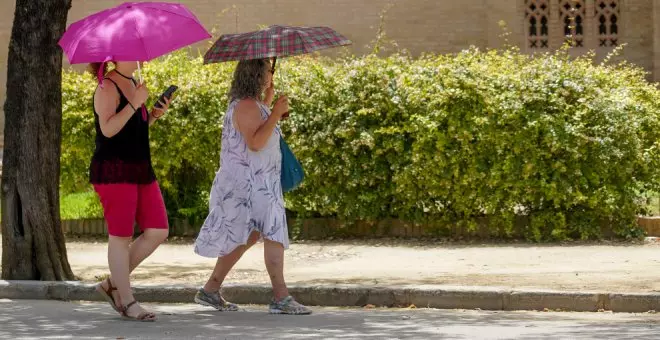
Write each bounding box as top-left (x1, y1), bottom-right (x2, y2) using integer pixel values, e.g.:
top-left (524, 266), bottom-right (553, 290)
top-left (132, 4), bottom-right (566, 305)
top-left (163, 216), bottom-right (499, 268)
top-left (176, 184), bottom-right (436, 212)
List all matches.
top-left (193, 58), bottom-right (311, 315)
top-left (193, 25), bottom-right (350, 315)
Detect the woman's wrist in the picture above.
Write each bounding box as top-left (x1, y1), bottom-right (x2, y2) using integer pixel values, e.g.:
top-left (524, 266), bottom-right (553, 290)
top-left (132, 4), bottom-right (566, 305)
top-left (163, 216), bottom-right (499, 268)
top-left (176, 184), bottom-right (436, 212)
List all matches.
top-left (151, 109), bottom-right (164, 119)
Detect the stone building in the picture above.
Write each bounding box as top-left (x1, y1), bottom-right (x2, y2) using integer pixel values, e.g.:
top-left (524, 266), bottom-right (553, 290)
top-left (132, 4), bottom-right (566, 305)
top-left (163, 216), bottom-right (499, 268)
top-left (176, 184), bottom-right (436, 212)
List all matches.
top-left (0, 0), bottom-right (658, 146)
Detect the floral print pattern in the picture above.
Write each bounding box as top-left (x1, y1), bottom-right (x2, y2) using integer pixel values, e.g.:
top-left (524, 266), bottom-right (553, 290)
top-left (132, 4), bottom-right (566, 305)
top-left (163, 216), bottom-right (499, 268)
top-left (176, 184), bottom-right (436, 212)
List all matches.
top-left (195, 100), bottom-right (288, 258)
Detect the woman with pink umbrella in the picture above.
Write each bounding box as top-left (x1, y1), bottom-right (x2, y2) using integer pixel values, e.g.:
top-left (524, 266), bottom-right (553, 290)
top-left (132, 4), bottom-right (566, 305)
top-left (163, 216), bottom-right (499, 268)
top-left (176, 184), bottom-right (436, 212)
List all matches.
top-left (59, 2), bottom-right (210, 321)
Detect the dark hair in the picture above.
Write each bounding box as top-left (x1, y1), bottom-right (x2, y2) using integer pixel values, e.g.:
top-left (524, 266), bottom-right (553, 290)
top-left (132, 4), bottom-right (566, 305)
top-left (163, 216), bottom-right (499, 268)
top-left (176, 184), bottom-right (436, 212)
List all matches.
top-left (87, 62), bottom-right (110, 79)
top-left (228, 59), bottom-right (269, 100)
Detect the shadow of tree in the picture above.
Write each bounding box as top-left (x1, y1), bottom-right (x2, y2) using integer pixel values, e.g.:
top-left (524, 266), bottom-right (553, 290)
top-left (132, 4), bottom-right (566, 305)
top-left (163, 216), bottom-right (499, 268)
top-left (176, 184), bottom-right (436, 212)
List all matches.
top-left (76, 264), bottom-right (265, 285)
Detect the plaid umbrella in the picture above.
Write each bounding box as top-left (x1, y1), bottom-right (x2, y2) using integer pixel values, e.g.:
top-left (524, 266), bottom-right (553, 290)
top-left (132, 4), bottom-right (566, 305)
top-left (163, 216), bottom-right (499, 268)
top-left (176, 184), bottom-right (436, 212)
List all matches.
top-left (203, 25), bottom-right (351, 65)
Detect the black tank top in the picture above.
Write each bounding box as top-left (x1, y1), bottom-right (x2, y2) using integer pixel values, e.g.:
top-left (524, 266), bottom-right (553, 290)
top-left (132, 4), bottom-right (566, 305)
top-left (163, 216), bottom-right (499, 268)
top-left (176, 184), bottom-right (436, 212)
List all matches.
top-left (89, 78), bottom-right (156, 184)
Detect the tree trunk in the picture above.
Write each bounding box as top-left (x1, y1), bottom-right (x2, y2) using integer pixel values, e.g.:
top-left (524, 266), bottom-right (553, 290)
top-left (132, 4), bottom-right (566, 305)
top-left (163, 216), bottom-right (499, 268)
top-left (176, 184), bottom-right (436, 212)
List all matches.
top-left (1, 0), bottom-right (74, 280)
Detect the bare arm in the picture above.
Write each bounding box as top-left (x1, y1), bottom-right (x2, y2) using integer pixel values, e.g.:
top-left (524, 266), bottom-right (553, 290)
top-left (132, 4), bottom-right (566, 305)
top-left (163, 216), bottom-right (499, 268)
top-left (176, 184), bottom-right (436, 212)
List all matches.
top-left (148, 96), bottom-right (171, 126)
top-left (94, 79), bottom-right (148, 137)
top-left (235, 97), bottom-right (287, 151)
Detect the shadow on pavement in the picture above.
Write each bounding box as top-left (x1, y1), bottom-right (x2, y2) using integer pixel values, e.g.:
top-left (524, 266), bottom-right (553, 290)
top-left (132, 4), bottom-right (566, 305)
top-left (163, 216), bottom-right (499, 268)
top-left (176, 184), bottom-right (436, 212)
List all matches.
top-left (0, 300), bottom-right (658, 339)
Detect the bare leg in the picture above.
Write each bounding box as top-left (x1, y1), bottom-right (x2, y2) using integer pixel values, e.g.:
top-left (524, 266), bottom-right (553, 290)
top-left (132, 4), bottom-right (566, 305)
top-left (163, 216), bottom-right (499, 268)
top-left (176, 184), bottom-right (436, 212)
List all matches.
top-left (263, 241), bottom-right (311, 314)
top-left (203, 231), bottom-right (261, 292)
top-left (128, 228), bottom-right (169, 271)
top-left (107, 235), bottom-right (131, 302)
top-left (107, 235), bottom-right (152, 318)
top-left (102, 228), bottom-right (168, 306)
top-left (264, 239), bottom-right (289, 300)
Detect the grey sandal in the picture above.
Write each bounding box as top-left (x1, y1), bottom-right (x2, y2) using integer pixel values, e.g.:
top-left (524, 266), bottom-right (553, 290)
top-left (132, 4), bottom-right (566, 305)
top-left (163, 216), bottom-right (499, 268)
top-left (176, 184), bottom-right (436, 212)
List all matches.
top-left (194, 288), bottom-right (239, 311)
top-left (269, 296), bottom-right (312, 315)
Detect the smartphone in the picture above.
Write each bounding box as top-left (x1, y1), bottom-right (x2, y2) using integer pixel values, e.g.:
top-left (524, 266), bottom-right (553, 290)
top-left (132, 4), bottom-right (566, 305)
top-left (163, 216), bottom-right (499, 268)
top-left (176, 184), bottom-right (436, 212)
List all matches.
top-left (154, 85), bottom-right (178, 109)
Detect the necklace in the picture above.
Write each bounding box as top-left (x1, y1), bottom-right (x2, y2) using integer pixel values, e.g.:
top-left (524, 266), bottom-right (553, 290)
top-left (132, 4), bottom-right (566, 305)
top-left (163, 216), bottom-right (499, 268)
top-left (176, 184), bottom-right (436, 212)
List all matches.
top-left (114, 69), bottom-right (134, 81)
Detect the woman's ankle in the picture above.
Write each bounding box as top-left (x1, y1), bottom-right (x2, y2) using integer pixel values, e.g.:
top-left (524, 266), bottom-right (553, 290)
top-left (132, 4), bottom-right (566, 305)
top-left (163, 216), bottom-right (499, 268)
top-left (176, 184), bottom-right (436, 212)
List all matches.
top-left (272, 289), bottom-right (290, 301)
top-left (203, 280), bottom-right (222, 293)
top-left (118, 292), bottom-right (136, 306)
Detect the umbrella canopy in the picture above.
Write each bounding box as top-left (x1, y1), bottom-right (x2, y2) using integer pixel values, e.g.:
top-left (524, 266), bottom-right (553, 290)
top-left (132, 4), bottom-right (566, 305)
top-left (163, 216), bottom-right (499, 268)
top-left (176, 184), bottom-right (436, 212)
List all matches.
top-left (59, 2), bottom-right (211, 65)
top-left (203, 25), bottom-right (351, 64)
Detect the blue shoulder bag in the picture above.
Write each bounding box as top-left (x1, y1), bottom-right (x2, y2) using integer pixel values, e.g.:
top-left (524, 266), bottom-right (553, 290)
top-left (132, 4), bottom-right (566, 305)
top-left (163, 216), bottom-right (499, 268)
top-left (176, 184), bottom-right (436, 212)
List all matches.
top-left (280, 136), bottom-right (304, 192)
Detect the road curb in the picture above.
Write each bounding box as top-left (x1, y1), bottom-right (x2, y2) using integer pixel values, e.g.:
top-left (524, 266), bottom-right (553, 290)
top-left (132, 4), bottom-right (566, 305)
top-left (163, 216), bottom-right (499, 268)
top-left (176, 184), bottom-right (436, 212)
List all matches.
top-left (1, 280), bottom-right (659, 313)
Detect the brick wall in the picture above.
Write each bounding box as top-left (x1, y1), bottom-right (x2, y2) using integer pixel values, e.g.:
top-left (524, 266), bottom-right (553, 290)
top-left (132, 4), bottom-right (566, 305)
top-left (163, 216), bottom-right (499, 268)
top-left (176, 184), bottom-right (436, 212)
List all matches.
top-left (486, 0), bottom-right (526, 49)
top-left (656, 0), bottom-right (660, 79)
top-left (0, 0), bottom-right (657, 147)
top-left (621, 0), bottom-right (655, 75)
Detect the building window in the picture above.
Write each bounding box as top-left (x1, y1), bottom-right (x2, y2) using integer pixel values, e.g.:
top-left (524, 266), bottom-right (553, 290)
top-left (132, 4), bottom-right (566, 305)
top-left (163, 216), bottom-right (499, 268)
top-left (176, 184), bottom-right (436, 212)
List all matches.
top-left (559, 0), bottom-right (586, 47)
top-left (523, 0), bottom-right (622, 50)
top-left (525, 0), bottom-right (550, 49)
top-left (595, 0), bottom-right (620, 47)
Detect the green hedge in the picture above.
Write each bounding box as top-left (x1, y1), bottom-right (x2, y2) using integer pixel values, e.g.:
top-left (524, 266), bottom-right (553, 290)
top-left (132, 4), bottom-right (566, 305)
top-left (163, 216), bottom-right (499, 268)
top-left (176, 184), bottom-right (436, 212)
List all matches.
top-left (60, 192), bottom-right (103, 220)
top-left (61, 48), bottom-right (660, 241)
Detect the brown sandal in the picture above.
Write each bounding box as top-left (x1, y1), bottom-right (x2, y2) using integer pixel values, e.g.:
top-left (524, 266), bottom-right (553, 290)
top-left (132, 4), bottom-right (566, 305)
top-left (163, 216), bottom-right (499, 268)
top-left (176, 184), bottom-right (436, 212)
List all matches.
top-left (121, 300), bottom-right (156, 322)
top-left (95, 278), bottom-right (120, 313)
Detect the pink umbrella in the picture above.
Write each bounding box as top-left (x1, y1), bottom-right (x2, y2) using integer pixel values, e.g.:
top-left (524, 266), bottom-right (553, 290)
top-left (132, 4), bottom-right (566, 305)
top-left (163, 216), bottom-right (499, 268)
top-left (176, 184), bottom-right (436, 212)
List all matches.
top-left (59, 1), bottom-right (210, 83)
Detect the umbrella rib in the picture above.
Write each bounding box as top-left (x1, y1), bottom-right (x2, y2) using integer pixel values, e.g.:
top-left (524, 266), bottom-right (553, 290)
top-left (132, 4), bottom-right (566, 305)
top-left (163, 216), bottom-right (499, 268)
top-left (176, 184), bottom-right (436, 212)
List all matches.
top-left (136, 4), bottom-right (196, 19)
top-left (132, 14), bottom-right (150, 61)
top-left (66, 34), bottom-right (84, 64)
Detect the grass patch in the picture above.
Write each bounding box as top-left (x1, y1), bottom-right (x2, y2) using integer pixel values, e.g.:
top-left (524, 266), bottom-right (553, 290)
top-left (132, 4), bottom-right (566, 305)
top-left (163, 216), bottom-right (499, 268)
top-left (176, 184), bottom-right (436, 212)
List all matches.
top-left (60, 191), bottom-right (103, 220)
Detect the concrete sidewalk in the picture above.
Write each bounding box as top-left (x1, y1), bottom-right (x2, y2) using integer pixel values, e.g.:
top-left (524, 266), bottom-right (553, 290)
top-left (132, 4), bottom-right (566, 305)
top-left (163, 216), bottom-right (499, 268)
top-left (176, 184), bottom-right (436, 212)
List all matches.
top-left (60, 239), bottom-right (660, 293)
top-left (1, 300), bottom-right (658, 340)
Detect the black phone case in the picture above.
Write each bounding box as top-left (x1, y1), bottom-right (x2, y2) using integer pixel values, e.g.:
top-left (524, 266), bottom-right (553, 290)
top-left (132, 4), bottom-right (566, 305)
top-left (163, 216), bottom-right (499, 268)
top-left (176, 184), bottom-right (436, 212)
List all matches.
top-left (155, 85), bottom-right (178, 109)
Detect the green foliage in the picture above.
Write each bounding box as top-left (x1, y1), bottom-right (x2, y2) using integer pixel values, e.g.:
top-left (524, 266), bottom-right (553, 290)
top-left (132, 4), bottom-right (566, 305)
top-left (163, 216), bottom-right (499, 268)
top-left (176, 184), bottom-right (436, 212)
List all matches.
top-left (60, 192), bottom-right (103, 220)
top-left (61, 47), bottom-right (660, 241)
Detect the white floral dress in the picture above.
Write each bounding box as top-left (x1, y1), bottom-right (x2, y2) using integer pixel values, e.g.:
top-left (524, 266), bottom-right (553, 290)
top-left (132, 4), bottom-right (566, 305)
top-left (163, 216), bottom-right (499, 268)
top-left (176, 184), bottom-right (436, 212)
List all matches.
top-left (194, 100), bottom-right (289, 258)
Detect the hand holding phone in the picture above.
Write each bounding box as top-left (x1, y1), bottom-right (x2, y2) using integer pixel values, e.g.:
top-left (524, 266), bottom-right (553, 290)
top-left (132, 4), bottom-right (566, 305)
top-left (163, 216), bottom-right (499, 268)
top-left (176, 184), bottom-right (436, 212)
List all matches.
top-left (154, 85), bottom-right (178, 109)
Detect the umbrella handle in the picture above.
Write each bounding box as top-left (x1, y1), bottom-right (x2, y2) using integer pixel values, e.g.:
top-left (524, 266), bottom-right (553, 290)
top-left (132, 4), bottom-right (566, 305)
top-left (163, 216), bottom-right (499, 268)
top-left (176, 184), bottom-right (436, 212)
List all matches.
top-left (271, 57), bottom-right (277, 74)
top-left (136, 61), bottom-right (147, 121)
top-left (137, 61), bottom-right (144, 84)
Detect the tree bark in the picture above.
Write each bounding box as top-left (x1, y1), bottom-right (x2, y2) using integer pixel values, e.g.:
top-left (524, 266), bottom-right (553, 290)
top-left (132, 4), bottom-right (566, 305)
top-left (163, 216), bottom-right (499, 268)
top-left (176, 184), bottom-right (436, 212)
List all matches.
top-left (1, 0), bottom-right (74, 280)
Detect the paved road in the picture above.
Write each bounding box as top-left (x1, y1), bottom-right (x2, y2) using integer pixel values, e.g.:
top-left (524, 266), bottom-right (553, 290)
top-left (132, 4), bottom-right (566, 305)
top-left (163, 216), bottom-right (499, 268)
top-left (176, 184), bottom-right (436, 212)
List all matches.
top-left (0, 300), bottom-right (658, 339)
